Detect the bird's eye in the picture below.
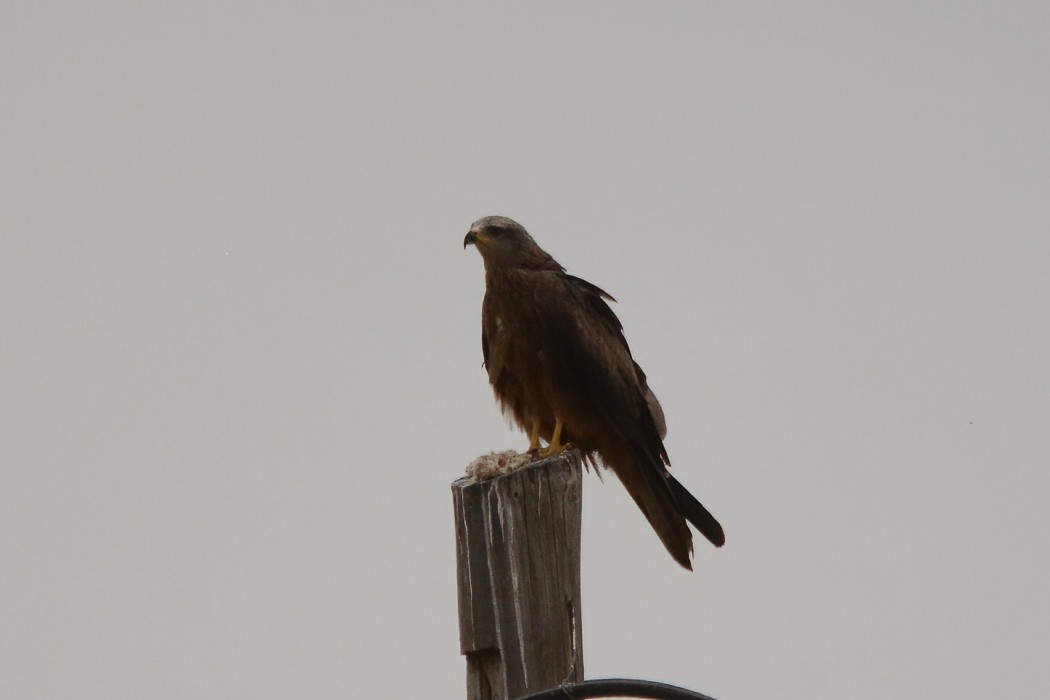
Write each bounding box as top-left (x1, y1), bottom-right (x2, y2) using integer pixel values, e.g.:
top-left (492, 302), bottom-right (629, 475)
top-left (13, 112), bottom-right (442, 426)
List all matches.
top-left (488, 227), bottom-right (503, 238)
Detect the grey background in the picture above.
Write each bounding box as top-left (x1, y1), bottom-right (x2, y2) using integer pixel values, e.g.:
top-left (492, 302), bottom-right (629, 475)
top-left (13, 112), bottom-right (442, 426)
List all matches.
top-left (3, 3), bottom-right (1048, 699)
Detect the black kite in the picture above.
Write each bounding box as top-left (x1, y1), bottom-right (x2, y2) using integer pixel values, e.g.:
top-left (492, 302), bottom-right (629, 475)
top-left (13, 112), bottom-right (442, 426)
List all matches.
top-left (464, 215), bottom-right (724, 569)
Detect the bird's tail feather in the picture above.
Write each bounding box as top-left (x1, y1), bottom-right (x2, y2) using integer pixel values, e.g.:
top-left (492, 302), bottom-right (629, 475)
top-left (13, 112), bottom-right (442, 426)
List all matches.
top-left (605, 450), bottom-right (725, 569)
top-left (667, 474), bottom-right (725, 548)
top-left (610, 455), bottom-right (696, 569)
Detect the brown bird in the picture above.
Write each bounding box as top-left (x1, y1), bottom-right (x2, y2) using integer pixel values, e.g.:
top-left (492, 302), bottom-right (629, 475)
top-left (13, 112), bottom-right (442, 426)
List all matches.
top-left (464, 215), bottom-right (724, 569)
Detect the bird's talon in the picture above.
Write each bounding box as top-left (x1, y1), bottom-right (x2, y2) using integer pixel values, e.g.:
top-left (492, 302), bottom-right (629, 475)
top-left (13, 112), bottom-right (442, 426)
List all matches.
top-left (538, 442), bottom-right (574, 458)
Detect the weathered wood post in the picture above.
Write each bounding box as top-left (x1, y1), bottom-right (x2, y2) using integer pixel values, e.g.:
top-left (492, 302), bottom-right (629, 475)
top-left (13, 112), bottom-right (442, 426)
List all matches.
top-left (452, 450), bottom-right (585, 700)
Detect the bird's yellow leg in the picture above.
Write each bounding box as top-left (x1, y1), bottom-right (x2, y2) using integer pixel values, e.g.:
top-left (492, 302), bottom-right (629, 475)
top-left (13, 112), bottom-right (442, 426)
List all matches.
top-left (527, 422), bottom-right (542, 453)
top-left (540, 417), bottom-right (570, 457)
top-left (549, 418), bottom-right (564, 451)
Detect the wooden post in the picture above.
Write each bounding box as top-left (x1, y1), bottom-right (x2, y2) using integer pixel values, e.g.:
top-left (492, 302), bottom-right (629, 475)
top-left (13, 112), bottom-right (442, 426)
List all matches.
top-left (452, 451), bottom-right (585, 700)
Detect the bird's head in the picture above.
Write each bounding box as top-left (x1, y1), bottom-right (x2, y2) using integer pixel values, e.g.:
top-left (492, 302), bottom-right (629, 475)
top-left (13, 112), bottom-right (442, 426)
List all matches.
top-left (463, 216), bottom-right (559, 271)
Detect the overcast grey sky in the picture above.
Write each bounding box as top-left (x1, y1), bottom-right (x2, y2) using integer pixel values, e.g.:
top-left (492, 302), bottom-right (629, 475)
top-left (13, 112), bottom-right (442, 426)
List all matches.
top-left (3, 3), bottom-right (1048, 699)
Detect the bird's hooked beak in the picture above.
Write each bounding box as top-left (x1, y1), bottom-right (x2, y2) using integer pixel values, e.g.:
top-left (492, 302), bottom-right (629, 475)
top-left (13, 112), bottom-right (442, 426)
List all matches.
top-left (463, 228), bottom-right (479, 249)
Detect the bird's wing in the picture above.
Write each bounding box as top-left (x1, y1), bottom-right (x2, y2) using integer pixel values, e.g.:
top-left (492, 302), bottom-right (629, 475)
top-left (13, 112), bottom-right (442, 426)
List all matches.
top-left (564, 274), bottom-right (668, 440)
top-left (531, 271), bottom-right (700, 566)
top-left (534, 275), bottom-right (646, 438)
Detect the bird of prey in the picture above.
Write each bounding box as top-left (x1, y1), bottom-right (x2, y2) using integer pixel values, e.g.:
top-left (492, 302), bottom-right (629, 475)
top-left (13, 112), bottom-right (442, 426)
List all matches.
top-left (464, 215), bottom-right (724, 569)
